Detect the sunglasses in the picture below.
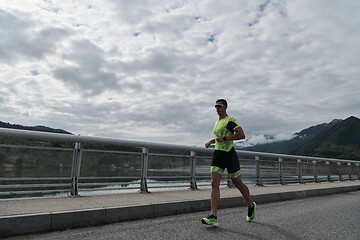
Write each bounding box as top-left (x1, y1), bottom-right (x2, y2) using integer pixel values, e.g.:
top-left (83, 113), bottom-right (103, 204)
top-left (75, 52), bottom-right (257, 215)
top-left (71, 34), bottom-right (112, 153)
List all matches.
top-left (214, 104), bottom-right (225, 108)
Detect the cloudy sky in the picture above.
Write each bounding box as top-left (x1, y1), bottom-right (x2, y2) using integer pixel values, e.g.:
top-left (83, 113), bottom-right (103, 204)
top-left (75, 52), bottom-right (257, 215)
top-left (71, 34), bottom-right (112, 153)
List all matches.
top-left (1, 0), bottom-right (359, 147)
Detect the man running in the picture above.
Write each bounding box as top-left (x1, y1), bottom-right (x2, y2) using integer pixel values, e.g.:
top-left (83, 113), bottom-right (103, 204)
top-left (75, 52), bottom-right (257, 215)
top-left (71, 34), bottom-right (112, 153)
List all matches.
top-left (201, 99), bottom-right (256, 225)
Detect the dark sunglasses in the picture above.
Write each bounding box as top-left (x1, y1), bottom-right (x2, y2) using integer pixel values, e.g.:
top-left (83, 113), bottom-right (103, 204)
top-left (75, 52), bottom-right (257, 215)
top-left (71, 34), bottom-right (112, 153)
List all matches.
top-left (215, 104), bottom-right (224, 108)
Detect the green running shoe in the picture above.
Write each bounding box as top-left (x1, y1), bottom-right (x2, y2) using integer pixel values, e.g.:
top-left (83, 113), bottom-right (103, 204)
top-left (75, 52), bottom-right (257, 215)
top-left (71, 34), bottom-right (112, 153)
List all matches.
top-left (246, 202), bottom-right (256, 222)
top-left (201, 214), bottom-right (218, 225)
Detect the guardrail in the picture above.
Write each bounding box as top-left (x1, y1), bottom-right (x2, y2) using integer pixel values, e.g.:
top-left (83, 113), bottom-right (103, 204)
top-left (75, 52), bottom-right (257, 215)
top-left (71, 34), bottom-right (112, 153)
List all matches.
top-left (0, 127), bottom-right (359, 198)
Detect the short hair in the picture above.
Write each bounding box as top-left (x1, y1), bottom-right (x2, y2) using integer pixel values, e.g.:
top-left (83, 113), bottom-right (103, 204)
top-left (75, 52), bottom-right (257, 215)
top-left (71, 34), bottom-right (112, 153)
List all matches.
top-left (216, 99), bottom-right (228, 107)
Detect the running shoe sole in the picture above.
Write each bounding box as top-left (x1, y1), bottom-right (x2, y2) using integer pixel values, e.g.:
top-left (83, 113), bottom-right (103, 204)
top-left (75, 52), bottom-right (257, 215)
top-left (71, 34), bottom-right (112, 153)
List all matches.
top-left (201, 218), bottom-right (218, 226)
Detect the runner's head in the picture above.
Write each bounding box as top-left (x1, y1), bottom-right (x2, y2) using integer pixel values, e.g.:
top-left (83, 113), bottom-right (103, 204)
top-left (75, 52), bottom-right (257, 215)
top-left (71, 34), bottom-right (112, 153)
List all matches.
top-left (215, 99), bottom-right (227, 116)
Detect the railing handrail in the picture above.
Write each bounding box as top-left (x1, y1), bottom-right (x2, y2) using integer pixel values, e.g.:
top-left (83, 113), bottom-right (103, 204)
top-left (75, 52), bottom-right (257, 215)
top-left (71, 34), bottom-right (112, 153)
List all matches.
top-left (0, 127), bottom-right (358, 164)
top-left (0, 127), bottom-right (212, 153)
top-left (238, 150), bottom-right (359, 163)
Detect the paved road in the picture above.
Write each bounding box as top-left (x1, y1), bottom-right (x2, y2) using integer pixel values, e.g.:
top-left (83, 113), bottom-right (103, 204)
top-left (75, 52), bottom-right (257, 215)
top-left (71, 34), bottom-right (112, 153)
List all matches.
top-left (8, 191), bottom-right (360, 240)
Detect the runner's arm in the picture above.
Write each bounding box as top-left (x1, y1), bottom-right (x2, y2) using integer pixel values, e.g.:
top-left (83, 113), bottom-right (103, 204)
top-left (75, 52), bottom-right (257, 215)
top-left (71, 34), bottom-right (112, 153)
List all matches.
top-left (216, 126), bottom-right (245, 142)
top-left (205, 139), bottom-right (216, 148)
top-left (228, 126), bottom-right (245, 140)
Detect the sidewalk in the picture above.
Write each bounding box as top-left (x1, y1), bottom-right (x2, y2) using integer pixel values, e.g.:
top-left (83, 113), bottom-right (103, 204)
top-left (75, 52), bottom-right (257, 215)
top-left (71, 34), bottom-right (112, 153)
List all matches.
top-left (1, 181), bottom-right (360, 237)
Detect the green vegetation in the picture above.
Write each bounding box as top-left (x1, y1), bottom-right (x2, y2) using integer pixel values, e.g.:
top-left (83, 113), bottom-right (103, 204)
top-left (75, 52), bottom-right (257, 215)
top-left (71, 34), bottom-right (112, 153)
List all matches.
top-left (0, 121), bottom-right (71, 134)
top-left (240, 116), bottom-right (360, 161)
top-left (291, 116), bottom-right (360, 160)
top-left (242, 119), bottom-right (342, 154)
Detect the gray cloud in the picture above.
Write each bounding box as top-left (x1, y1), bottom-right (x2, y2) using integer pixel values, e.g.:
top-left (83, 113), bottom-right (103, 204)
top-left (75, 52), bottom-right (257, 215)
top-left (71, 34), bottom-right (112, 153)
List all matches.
top-left (1, 1), bottom-right (359, 146)
top-left (109, 0), bottom-right (167, 24)
top-left (117, 49), bottom-right (178, 74)
top-left (53, 67), bottom-right (118, 96)
top-left (0, 9), bottom-right (69, 63)
top-left (52, 40), bottom-right (120, 96)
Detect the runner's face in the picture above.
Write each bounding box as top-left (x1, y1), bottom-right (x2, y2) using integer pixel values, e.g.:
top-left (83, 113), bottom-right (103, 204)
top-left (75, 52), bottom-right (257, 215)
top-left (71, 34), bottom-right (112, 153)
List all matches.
top-left (215, 102), bottom-right (226, 115)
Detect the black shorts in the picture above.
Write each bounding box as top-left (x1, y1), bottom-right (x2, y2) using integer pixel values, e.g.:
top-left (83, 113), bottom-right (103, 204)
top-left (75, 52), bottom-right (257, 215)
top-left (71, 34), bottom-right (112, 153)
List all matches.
top-left (211, 148), bottom-right (241, 177)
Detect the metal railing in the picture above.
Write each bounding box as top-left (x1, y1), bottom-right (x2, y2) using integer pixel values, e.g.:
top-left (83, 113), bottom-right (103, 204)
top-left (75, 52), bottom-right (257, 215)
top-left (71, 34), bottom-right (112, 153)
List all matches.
top-left (0, 127), bottom-right (359, 198)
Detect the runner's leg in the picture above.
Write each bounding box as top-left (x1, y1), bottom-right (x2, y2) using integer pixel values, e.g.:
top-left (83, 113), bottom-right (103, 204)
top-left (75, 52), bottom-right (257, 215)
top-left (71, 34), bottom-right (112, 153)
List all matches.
top-left (210, 171), bottom-right (222, 216)
top-left (231, 176), bottom-right (253, 208)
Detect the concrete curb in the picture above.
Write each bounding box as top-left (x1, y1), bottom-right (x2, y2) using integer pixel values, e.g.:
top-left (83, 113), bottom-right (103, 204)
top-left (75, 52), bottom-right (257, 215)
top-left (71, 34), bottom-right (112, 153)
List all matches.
top-left (1, 184), bottom-right (359, 238)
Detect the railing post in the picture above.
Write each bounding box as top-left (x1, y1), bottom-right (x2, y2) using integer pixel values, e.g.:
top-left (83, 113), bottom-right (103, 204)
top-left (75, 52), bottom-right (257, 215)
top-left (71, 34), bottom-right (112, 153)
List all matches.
top-left (190, 151), bottom-right (198, 190)
top-left (279, 158), bottom-right (285, 185)
top-left (348, 163), bottom-right (353, 181)
top-left (70, 142), bottom-right (82, 197)
top-left (338, 162), bottom-right (344, 181)
top-left (297, 159), bottom-right (305, 184)
top-left (227, 175), bottom-right (235, 188)
top-left (313, 160), bottom-right (320, 183)
top-left (255, 156), bottom-right (263, 186)
top-left (140, 147), bottom-right (149, 193)
top-left (326, 161), bottom-right (333, 182)
top-left (357, 163), bottom-right (360, 180)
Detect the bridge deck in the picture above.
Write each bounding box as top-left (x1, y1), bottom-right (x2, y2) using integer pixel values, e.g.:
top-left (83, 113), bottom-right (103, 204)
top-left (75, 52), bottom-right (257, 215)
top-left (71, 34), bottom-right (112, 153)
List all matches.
top-left (1, 181), bottom-right (360, 237)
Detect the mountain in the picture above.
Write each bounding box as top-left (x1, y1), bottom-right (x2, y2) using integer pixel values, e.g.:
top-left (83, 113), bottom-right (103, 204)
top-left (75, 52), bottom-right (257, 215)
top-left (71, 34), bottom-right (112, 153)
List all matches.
top-left (291, 116), bottom-right (360, 160)
top-left (1, 117), bottom-right (359, 160)
top-left (238, 119), bottom-right (342, 154)
top-left (0, 121), bottom-right (72, 135)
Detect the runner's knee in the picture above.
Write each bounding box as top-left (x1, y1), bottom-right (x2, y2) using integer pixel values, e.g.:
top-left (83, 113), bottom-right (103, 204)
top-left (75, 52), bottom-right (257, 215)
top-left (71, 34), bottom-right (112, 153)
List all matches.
top-left (231, 176), bottom-right (243, 186)
top-left (211, 179), bottom-right (221, 188)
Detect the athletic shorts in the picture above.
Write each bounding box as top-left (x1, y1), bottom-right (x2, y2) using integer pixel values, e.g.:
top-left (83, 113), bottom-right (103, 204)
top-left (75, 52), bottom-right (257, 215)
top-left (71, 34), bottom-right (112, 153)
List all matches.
top-left (211, 147), bottom-right (241, 178)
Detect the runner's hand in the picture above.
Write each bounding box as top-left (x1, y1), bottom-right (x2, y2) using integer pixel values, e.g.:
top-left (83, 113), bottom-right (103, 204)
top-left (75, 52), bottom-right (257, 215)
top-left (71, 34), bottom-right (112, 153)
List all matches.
top-left (216, 136), bottom-right (225, 142)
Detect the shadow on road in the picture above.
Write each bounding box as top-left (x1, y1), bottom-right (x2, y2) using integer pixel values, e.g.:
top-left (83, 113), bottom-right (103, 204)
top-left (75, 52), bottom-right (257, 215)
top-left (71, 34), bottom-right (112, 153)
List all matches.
top-left (204, 221), bottom-right (302, 240)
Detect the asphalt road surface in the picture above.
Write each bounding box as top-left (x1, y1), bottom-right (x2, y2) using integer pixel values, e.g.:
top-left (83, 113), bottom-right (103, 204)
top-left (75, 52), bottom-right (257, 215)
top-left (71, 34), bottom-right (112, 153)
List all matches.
top-left (8, 191), bottom-right (360, 240)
